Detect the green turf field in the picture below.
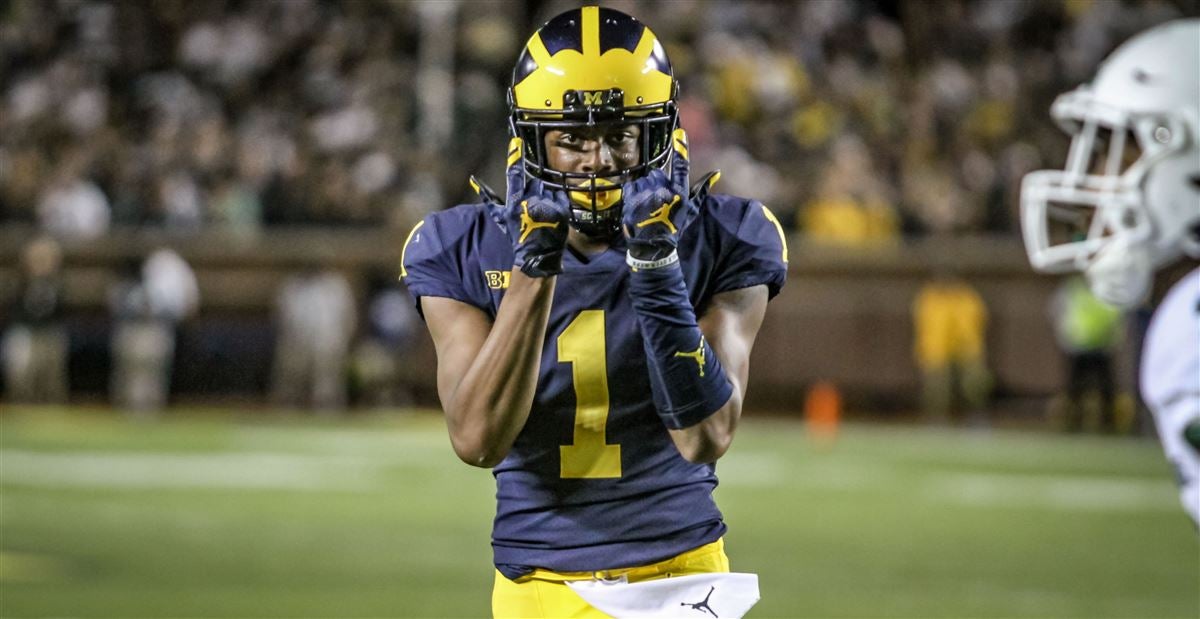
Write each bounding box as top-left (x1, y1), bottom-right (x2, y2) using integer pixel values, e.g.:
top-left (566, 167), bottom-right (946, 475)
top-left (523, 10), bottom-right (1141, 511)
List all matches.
top-left (1, 407), bottom-right (1196, 618)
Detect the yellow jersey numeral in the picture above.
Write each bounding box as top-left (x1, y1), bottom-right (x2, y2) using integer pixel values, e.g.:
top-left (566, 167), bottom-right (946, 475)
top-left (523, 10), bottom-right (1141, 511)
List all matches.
top-left (557, 310), bottom-right (621, 479)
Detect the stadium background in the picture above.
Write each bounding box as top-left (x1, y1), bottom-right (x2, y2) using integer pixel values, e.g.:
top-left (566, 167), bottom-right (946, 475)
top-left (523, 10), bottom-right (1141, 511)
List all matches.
top-left (1, 1), bottom-right (1198, 617)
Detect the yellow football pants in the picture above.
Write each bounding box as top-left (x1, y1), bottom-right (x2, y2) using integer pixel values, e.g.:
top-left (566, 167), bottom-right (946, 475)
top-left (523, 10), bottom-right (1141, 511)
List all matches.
top-left (492, 538), bottom-right (730, 619)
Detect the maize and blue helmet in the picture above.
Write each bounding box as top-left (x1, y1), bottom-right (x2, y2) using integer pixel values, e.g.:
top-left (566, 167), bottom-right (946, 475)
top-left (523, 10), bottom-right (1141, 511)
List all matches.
top-left (508, 5), bottom-right (679, 238)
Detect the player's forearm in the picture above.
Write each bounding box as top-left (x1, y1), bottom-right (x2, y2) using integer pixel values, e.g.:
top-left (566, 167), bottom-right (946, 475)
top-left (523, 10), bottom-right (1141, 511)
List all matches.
top-left (445, 271), bottom-right (555, 468)
top-left (667, 331), bottom-right (750, 463)
top-left (664, 285), bottom-right (766, 463)
top-left (626, 264), bottom-right (735, 452)
top-left (668, 392), bottom-right (740, 463)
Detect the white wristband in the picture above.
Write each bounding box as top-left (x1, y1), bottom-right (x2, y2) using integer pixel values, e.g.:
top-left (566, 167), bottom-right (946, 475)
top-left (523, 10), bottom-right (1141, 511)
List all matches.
top-left (626, 250), bottom-right (680, 271)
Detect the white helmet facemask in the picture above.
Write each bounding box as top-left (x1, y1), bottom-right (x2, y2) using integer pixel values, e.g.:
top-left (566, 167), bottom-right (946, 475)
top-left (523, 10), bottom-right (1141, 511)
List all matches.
top-left (1021, 19), bottom-right (1200, 309)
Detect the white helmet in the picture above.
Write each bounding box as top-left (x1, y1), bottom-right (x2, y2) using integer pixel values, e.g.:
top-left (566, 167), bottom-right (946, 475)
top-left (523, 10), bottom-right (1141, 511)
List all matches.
top-left (1021, 19), bottom-right (1200, 308)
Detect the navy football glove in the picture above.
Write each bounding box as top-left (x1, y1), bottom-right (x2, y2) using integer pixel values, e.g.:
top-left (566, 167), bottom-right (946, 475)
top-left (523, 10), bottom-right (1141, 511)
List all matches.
top-left (484, 137), bottom-right (571, 278)
top-left (621, 129), bottom-right (699, 267)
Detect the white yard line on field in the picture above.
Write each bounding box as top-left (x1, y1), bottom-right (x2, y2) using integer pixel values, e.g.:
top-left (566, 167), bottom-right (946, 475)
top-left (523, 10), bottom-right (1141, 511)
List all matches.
top-left (922, 471), bottom-right (1179, 512)
top-left (0, 450), bottom-right (389, 491)
top-left (1, 447), bottom-right (1179, 512)
top-left (718, 454), bottom-right (1177, 512)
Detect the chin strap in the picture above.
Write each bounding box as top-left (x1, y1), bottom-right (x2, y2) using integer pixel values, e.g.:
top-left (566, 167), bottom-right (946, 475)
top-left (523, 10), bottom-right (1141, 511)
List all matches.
top-left (469, 175), bottom-right (503, 206)
top-left (568, 205), bottom-right (624, 239)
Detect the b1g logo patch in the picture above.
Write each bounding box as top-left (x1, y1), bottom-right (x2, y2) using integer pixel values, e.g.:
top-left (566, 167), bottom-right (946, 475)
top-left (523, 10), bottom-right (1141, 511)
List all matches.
top-left (485, 270), bottom-right (511, 290)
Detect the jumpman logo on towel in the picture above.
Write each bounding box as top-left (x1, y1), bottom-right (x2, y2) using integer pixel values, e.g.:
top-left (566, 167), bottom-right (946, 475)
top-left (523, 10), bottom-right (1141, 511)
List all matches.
top-left (681, 585), bottom-right (718, 617)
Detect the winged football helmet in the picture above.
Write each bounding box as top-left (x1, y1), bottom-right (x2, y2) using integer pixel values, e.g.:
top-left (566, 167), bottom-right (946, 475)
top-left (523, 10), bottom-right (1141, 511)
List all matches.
top-left (1021, 19), bottom-right (1200, 307)
top-left (509, 5), bottom-right (679, 238)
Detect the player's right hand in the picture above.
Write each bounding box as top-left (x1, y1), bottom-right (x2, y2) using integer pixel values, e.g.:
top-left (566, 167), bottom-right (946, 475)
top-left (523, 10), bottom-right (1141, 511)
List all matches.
top-left (497, 137), bottom-right (571, 278)
top-left (620, 129), bottom-right (700, 263)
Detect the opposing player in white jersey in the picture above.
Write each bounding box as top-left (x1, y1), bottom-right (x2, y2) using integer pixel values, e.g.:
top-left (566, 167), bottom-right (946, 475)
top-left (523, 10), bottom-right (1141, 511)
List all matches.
top-left (1021, 19), bottom-right (1200, 526)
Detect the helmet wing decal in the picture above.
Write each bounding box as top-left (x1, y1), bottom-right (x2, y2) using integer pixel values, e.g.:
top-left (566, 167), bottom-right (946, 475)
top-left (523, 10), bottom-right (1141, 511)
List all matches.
top-left (514, 8), bottom-right (672, 108)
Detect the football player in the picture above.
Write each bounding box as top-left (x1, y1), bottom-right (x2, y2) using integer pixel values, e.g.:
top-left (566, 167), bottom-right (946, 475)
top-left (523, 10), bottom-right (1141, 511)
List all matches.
top-left (401, 6), bottom-right (787, 617)
top-left (1021, 19), bottom-right (1199, 526)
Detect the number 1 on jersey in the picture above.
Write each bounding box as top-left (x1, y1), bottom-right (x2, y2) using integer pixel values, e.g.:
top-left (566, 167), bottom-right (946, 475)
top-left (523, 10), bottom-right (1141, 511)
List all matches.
top-left (557, 310), bottom-right (621, 479)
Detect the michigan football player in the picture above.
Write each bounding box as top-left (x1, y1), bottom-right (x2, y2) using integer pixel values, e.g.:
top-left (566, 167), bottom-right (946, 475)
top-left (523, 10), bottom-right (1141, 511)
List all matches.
top-left (402, 6), bottom-right (787, 617)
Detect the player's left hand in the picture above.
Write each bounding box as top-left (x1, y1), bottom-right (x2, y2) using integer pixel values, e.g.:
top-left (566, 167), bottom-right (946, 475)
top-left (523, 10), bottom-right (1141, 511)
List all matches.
top-left (475, 137), bottom-right (571, 277)
top-left (621, 128), bottom-right (698, 264)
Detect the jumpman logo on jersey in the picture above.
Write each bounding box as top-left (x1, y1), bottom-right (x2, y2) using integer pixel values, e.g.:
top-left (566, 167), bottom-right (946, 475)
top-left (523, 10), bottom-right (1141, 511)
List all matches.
top-left (680, 586), bottom-right (718, 617)
top-left (518, 200), bottom-right (559, 243)
top-left (636, 195), bottom-right (682, 234)
top-left (674, 336), bottom-right (706, 376)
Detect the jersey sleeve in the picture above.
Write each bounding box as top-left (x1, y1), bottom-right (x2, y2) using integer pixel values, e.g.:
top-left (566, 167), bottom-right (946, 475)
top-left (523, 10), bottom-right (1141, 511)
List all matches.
top-left (713, 201), bottom-right (789, 299)
top-left (1139, 268), bottom-right (1200, 526)
top-left (399, 212), bottom-right (480, 318)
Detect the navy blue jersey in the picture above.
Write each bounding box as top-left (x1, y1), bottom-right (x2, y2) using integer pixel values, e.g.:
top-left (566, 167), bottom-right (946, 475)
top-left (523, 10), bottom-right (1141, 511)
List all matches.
top-left (401, 193), bottom-right (787, 579)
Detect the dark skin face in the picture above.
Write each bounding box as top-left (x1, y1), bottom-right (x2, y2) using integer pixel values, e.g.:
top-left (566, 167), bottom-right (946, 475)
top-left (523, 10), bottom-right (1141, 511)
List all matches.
top-left (543, 124), bottom-right (641, 251)
top-left (544, 124), bottom-right (641, 178)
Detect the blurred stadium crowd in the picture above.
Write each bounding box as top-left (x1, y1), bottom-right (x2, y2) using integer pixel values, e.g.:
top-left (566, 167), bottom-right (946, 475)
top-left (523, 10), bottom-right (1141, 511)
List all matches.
top-left (1, 0), bottom-right (1195, 414)
top-left (2, 0), bottom-right (1193, 242)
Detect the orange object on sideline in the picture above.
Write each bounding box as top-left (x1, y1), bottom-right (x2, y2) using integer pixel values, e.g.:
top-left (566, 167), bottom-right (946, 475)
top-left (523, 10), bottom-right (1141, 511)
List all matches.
top-left (805, 381), bottom-right (842, 445)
